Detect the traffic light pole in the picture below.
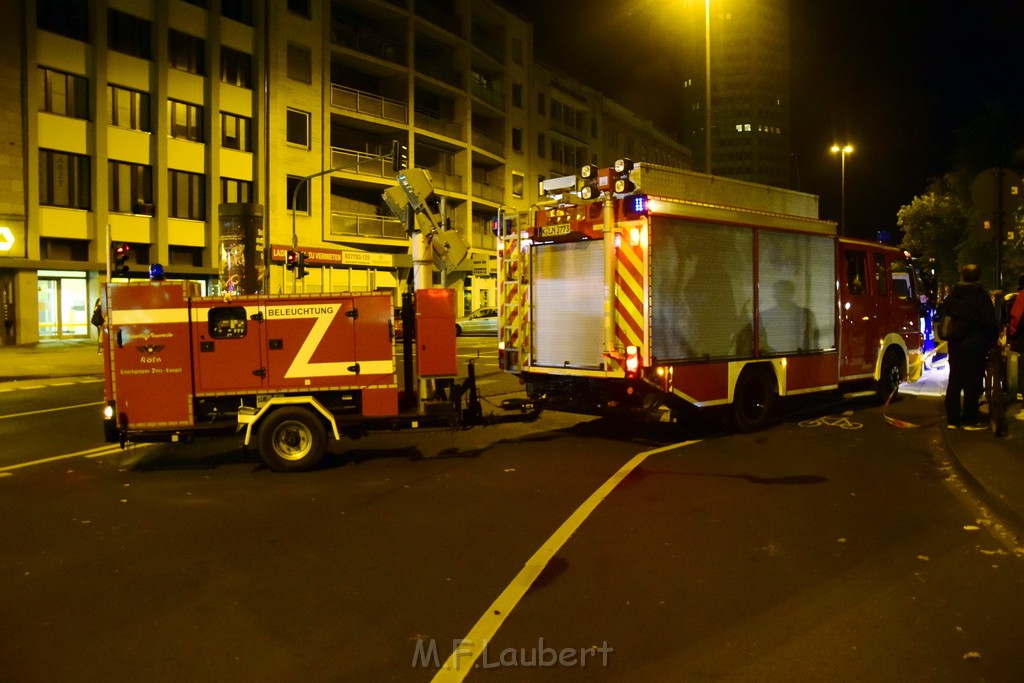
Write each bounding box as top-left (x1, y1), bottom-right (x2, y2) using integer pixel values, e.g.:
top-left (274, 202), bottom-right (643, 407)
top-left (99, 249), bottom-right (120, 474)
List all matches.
top-left (285, 148), bottom-right (399, 292)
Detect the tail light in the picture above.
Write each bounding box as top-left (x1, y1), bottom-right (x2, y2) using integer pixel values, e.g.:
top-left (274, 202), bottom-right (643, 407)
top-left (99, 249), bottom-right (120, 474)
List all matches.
top-left (625, 345), bottom-right (640, 378)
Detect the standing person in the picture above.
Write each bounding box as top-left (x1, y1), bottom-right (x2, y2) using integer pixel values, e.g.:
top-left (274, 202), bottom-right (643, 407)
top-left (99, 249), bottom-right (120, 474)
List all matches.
top-left (91, 297), bottom-right (104, 352)
top-left (1006, 273), bottom-right (1024, 417)
top-left (942, 264), bottom-right (998, 430)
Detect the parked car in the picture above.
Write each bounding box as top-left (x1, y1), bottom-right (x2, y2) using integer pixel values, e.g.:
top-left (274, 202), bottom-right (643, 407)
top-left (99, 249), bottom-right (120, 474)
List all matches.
top-left (456, 307), bottom-right (497, 336)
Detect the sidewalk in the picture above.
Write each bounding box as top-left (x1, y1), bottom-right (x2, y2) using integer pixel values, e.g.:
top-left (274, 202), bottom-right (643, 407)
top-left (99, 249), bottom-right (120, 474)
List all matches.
top-left (0, 339), bottom-right (103, 381)
top-left (1, 341), bottom-right (1022, 541)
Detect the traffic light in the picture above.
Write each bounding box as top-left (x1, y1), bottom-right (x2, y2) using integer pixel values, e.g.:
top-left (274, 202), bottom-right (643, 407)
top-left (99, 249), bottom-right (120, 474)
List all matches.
top-left (296, 252), bottom-right (308, 279)
top-left (113, 243), bottom-right (131, 277)
top-left (391, 139), bottom-right (408, 172)
top-left (286, 249), bottom-right (297, 271)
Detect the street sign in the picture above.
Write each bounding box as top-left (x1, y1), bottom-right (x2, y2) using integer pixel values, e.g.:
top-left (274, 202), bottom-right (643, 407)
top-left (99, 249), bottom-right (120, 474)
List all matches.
top-left (0, 226), bottom-right (14, 252)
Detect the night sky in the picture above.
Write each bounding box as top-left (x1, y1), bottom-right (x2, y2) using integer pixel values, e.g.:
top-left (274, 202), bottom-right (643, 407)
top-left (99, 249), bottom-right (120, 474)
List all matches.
top-left (513, 0), bottom-right (1024, 240)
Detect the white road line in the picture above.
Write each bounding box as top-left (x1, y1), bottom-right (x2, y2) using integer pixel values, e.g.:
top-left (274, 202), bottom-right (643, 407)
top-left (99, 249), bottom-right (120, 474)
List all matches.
top-left (0, 444), bottom-right (125, 474)
top-left (433, 440), bottom-right (700, 680)
top-left (0, 401), bottom-right (105, 421)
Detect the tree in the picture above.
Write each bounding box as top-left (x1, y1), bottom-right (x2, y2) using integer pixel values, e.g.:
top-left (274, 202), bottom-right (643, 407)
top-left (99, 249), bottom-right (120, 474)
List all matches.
top-left (898, 174), bottom-right (973, 287)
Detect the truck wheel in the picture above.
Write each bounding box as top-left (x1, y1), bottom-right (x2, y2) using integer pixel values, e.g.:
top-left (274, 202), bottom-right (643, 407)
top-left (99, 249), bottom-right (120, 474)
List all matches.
top-left (876, 348), bottom-right (903, 402)
top-left (257, 407), bottom-right (327, 472)
top-left (731, 366), bottom-right (776, 432)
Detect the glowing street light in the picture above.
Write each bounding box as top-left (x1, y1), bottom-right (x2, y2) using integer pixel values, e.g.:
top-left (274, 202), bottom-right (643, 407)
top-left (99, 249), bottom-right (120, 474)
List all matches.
top-left (831, 143), bottom-right (853, 235)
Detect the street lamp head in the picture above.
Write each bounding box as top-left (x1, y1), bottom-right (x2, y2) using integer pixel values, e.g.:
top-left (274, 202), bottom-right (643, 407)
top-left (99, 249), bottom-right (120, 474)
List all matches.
top-left (831, 144), bottom-right (854, 155)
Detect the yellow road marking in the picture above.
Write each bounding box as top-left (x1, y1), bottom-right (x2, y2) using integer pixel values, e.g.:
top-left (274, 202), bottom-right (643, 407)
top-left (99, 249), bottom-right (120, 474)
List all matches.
top-left (433, 440), bottom-right (700, 680)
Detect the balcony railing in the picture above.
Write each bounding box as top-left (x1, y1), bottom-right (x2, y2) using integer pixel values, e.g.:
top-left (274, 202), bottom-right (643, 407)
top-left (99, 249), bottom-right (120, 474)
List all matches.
top-left (331, 85), bottom-right (408, 124)
top-left (414, 109), bottom-right (463, 140)
top-left (472, 35), bottom-right (503, 64)
top-left (415, 55), bottom-right (462, 89)
top-left (415, 4), bottom-right (461, 36)
top-left (423, 167), bottom-right (464, 193)
top-left (470, 81), bottom-right (503, 110)
top-left (330, 147), bottom-right (392, 177)
top-left (330, 22), bottom-right (405, 64)
top-left (330, 212), bottom-right (406, 240)
top-left (471, 128), bottom-right (503, 157)
top-left (470, 230), bottom-right (497, 250)
top-left (472, 180), bottom-right (503, 203)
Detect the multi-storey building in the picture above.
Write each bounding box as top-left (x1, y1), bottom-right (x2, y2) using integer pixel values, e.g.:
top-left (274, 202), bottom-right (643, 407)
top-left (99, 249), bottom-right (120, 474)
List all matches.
top-left (679, 0), bottom-right (790, 187)
top-left (1, 0), bottom-right (690, 346)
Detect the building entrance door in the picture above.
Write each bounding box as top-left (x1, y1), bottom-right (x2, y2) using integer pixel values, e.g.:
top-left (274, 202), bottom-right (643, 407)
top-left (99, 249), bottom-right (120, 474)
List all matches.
top-left (38, 271), bottom-right (88, 340)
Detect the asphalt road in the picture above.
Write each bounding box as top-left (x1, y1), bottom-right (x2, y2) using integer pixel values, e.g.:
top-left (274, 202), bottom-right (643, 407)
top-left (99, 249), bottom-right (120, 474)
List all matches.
top-left (2, 340), bottom-right (1023, 681)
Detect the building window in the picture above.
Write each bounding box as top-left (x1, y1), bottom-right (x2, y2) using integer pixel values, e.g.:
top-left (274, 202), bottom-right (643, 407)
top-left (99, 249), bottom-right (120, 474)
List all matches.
top-left (221, 177), bottom-right (253, 204)
top-left (109, 161), bottom-right (153, 214)
top-left (537, 92), bottom-right (545, 116)
top-left (168, 29), bottom-right (206, 75)
top-left (221, 112), bottom-right (252, 151)
top-left (221, 46), bottom-right (252, 88)
top-left (39, 68), bottom-right (88, 119)
top-left (108, 85), bottom-right (150, 132)
top-left (38, 0), bottom-right (89, 42)
top-left (288, 0), bottom-right (311, 17)
top-left (169, 169), bottom-right (206, 220)
top-left (512, 172), bottom-right (524, 200)
top-left (39, 149), bottom-right (90, 209)
top-left (108, 9), bottom-right (152, 60)
top-left (286, 175), bottom-right (309, 213)
top-left (511, 127), bottom-right (522, 153)
top-left (222, 0), bottom-right (252, 25)
top-left (168, 100), bottom-right (204, 142)
top-left (511, 82), bottom-right (523, 109)
top-left (286, 108), bottom-right (310, 147)
top-left (537, 133), bottom-right (545, 158)
top-left (287, 44), bottom-right (312, 83)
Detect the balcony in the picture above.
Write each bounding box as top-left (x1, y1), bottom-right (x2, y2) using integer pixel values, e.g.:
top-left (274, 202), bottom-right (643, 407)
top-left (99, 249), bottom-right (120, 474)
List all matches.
top-left (471, 128), bottom-right (503, 157)
top-left (472, 180), bottom-right (503, 204)
top-left (471, 32), bottom-right (503, 64)
top-left (415, 3), bottom-right (462, 37)
top-left (331, 85), bottom-right (408, 124)
top-left (414, 109), bottom-right (463, 140)
top-left (330, 212), bottom-right (406, 240)
top-left (330, 147), bottom-right (394, 178)
top-left (470, 81), bottom-right (503, 110)
top-left (422, 167), bottom-right (464, 193)
top-left (416, 55), bottom-right (462, 89)
top-left (330, 22), bottom-right (405, 65)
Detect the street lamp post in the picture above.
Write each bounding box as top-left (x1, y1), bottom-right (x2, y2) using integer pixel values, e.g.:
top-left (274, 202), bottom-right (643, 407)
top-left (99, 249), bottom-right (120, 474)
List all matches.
top-left (830, 144), bottom-right (853, 236)
top-left (704, 0), bottom-right (712, 174)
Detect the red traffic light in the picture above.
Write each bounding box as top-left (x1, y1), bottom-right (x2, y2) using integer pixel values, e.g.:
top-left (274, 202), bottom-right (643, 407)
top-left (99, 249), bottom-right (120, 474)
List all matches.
top-left (286, 250), bottom-right (297, 270)
top-left (113, 243), bottom-right (131, 276)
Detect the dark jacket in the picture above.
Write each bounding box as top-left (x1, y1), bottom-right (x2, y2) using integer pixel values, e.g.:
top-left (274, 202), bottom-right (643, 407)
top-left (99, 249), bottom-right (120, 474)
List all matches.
top-left (943, 281), bottom-right (998, 352)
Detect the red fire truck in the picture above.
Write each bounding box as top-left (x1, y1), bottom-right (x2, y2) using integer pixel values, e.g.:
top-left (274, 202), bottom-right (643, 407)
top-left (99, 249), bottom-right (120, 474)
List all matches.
top-left (100, 282), bottom-right (518, 471)
top-left (497, 161), bottom-right (924, 430)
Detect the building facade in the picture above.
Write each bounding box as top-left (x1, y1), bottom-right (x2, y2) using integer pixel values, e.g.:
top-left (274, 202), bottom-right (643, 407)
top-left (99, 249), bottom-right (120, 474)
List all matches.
top-left (680, 0), bottom-right (790, 187)
top-left (2, 0), bottom-right (691, 345)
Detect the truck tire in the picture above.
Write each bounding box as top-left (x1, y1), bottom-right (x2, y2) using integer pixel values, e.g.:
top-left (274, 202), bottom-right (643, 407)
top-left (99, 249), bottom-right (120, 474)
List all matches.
top-left (731, 366), bottom-right (776, 432)
top-left (257, 407), bottom-right (328, 472)
top-left (876, 348), bottom-right (903, 403)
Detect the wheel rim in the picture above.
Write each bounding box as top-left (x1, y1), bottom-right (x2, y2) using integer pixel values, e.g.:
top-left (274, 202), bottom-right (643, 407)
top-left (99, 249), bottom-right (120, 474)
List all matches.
top-left (271, 420), bottom-right (312, 461)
